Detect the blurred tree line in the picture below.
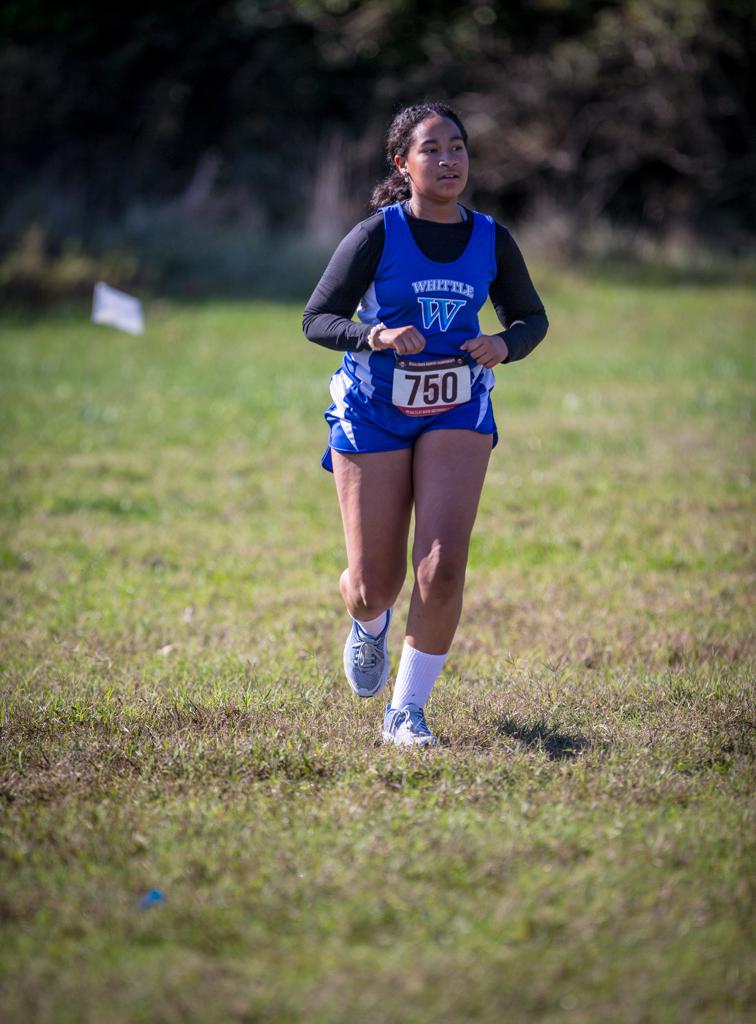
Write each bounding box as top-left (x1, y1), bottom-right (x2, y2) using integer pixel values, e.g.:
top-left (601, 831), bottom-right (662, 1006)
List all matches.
top-left (0, 0), bottom-right (754, 297)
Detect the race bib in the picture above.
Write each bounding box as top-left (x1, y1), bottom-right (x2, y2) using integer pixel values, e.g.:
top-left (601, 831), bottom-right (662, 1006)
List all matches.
top-left (391, 357), bottom-right (471, 417)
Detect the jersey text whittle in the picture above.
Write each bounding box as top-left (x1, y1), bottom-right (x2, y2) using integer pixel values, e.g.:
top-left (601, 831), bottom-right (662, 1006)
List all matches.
top-left (411, 279), bottom-right (475, 298)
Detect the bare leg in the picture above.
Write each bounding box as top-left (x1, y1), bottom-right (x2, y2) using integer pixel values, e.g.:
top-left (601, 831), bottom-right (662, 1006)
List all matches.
top-left (331, 448), bottom-right (414, 619)
top-left (406, 430), bottom-right (492, 654)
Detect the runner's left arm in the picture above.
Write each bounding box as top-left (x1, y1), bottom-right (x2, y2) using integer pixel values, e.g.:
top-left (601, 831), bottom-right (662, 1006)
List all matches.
top-left (489, 226), bottom-right (548, 363)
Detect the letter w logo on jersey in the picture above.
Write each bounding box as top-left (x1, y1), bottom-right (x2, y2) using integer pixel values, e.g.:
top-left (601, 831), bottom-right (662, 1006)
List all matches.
top-left (416, 297), bottom-right (467, 332)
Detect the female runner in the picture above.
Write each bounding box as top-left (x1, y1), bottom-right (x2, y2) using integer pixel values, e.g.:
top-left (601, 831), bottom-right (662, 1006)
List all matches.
top-left (302, 103), bottom-right (548, 746)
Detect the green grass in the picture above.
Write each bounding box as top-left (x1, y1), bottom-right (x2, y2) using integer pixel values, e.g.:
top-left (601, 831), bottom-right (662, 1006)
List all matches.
top-left (1, 272), bottom-right (754, 1023)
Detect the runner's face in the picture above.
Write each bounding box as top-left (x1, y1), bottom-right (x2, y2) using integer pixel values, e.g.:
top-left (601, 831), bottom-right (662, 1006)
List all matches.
top-left (395, 115), bottom-right (469, 203)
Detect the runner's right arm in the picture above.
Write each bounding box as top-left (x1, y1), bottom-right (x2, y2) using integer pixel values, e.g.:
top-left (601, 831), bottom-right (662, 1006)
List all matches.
top-left (302, 214), bottom-right (385, 352)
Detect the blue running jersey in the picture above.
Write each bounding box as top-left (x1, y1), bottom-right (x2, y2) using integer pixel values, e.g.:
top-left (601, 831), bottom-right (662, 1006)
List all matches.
top-left (341, 202), bottom-right (498, 403)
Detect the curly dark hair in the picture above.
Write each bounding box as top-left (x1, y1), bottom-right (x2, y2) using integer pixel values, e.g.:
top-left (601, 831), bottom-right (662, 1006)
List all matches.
top-left (369, 103), bottom-right (469, 212)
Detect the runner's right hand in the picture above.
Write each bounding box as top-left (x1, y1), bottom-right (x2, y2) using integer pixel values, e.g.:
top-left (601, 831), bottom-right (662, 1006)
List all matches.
top-left (371, 325), bottom-right (426, 355)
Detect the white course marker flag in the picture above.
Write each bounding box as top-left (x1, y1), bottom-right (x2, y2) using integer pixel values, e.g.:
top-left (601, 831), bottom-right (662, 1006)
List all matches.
top-left (92, 281), bottom-right (144, 335)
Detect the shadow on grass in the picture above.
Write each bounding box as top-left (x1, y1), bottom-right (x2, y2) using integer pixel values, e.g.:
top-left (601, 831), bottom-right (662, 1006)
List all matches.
top-left (494, 717), bottom-right (591, 760)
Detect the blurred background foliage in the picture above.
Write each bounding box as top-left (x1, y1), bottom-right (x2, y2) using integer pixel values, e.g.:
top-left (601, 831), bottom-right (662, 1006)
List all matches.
top-left (0, 0), bottom-right (754, 299)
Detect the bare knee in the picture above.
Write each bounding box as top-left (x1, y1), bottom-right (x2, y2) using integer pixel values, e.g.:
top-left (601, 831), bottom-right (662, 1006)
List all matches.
top-left (342, 567), bottom-right (405, 616)
top-left (413, 542), bottom-right (467, 602)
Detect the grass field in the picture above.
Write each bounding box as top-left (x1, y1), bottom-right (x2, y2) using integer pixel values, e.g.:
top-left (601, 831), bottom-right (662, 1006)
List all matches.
top-left (1, 269), bottom-right (754, 1023)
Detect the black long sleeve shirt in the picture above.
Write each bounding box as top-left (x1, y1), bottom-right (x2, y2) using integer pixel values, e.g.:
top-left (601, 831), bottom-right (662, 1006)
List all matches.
top-left (302, 202), bottom-right (548, 364)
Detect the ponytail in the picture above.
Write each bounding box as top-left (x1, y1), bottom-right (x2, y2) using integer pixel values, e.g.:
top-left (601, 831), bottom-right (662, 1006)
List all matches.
top-left (369, 168), bottom-right (411, 211)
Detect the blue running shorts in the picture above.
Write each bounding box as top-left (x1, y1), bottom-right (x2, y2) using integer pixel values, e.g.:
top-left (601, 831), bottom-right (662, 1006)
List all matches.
top-left (321, 367), bottom-right (498, 472)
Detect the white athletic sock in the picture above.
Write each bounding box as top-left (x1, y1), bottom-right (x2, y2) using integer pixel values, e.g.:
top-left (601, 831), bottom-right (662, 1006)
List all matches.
top-left (354, 610), bottom-right (388, 637)
top-left (390, 642), bottom-right (448, 710)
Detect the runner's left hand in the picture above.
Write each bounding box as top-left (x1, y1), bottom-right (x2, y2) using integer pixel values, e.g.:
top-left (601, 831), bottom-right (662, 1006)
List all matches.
top-left (460, 334), bottom-right (509, 368)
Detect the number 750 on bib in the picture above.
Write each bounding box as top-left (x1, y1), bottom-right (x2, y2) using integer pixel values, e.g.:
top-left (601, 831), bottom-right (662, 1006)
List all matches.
top-left (391, 357), bottom-right (472, 417)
